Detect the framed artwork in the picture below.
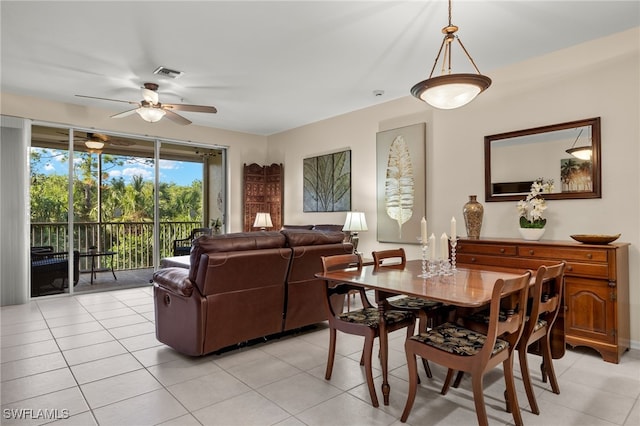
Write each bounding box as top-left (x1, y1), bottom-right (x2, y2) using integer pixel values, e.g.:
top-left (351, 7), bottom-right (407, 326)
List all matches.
top-left (303, 149), bottom-right (351, 212)
top-left (560, 158), bottom-right (593, 192)
top-left (376, 123), bottom-right (426, 244)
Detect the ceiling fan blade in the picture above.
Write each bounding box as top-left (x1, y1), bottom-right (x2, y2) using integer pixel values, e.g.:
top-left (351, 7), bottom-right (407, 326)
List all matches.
top-left (164, 110), bottom-right (192, 125)
top-left (75, 94), bottom-right (140, 105)
top-left (163, 103), bottom-right (217, 114)
top-left (111, 108), bottom-right (139, 119)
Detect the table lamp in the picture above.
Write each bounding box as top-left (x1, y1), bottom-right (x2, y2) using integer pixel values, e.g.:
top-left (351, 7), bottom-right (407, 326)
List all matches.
top-left (253, 212), bottom-right (273, 231)
top-left (342, 211), bottom-right (368, 254)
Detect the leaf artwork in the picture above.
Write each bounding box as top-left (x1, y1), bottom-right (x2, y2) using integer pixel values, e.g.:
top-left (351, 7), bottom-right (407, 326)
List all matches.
top-left (385, 136), bottom-right (414, 238)
top-left (303, 150), bottom-right (351, 212)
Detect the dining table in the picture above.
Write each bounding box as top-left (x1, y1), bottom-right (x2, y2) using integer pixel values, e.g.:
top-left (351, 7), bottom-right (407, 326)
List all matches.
top-left (315, 259), bottom-right (530, 406)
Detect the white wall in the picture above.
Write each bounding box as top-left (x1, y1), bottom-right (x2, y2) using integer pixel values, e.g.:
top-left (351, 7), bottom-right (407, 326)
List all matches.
top-left (267, 28), bottom-right (640, 347)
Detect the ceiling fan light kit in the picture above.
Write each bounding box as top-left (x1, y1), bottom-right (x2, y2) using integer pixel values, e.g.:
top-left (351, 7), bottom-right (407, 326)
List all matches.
top-left (76, 82), bottom-right (217, 125)
top-left (84, 140), bottom-right (104, 150)
top-left (411, 0), bottom-right (491, 109)
top-left (137, 106), bottom-right (166, 123)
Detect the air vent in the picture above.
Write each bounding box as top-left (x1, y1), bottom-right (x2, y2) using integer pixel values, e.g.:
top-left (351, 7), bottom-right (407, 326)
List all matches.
top-left (153, 66), bottom-right (184, 79)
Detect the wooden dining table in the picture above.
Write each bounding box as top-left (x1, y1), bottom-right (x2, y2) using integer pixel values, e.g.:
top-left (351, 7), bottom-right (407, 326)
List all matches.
top-left (315, 259), bottom-right (529, 406)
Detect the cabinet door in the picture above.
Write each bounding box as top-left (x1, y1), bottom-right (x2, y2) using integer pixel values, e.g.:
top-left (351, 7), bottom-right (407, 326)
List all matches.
top-left (565, 277), bottom-right (615, 345)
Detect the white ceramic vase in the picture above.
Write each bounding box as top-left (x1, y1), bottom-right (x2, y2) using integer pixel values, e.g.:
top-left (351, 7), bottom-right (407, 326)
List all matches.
top-left (519, 227), bottom-right (545, 241)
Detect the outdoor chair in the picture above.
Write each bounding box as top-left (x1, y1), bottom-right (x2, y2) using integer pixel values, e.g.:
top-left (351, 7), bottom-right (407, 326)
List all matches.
top-left (172, 227), bottom-right (212, 256)
top-left (31, 247), bottom-right (79, 296)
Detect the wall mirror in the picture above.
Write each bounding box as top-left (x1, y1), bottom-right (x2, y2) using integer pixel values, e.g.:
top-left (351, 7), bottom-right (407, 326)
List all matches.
top-left (484, 117), bottom-right (601, 202)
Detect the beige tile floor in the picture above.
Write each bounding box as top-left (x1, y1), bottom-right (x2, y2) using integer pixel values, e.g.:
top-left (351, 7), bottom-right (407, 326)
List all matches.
top-left (1, 286), bottom-right (639, 426)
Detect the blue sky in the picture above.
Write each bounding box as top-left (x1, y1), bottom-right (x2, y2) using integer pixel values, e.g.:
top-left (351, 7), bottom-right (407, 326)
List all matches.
top-left (33, 148), bottom-right (202, 186)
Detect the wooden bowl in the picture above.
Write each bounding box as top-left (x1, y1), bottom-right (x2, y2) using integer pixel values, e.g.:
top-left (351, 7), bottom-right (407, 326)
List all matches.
top-left (570, 234), bottom-right (621, 244)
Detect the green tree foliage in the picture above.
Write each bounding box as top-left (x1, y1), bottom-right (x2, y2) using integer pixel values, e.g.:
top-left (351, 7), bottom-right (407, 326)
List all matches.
top-left (30, 148), bottom-right (203, 223)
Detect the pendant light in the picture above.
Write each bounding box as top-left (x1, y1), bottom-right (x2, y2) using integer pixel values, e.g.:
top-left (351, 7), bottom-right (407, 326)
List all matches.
top-left (411, 0), bottom-right (491, 109)
top-left (565, 128), bottom-right (592, 160)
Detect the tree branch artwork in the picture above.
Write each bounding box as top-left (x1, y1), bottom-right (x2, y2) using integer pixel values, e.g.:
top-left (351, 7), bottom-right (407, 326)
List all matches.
top-left (385, 136), bottom-right (414, 238)
top-left (303, 150), bottom-right (351, 212)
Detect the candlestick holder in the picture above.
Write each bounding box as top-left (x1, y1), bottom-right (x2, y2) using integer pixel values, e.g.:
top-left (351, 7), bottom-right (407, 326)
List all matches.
top-left (449, 236), bottom-right (458, 272)
top-left (417, 237), bottom-right (429, 278)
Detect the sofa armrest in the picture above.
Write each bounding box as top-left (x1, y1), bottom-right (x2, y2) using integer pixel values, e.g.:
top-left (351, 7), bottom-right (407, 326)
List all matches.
top-left (153, 267), bottom-right (194, 297)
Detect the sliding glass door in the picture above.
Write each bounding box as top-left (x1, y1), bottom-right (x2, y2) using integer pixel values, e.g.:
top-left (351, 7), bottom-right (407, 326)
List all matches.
top-left (29, 124), bottom-right (226, 297)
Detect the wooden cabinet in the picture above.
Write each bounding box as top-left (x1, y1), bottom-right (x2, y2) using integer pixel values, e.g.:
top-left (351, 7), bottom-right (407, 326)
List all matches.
top-left (455, 237), bottom-right (630, 363)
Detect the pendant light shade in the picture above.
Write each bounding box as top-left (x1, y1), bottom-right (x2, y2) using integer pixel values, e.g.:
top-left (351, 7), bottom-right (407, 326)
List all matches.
top-left (565, 128), bottom-right (592, 160)
top-left (565, 146), bottom-right (592, 160)
top-left (411, 74), bottom-right (491, 110)
top-left (411, 0), bottom-right (491, 109)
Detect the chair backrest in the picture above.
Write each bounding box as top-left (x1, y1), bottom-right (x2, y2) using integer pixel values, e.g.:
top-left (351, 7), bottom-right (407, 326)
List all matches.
top-left (478, 271), bottom-right (532, 364)
top-left (189, 227), bottom-right (212, 239)
top-left (321, 253), bottom-right (362, 274)
top-left (320, 254), bottom-right (369, 316)
top-left (523, 262), bottom-right (566, 339)
top-left (372, 248), bottom-right (406, 271)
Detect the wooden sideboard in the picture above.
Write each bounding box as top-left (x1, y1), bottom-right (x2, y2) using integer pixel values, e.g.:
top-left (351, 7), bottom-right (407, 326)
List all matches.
top-left (455, 237), bottom-right (630, 363)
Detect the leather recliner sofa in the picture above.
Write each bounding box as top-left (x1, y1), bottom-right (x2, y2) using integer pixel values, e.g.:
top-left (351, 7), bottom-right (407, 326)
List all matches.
top-left (153, 229), bottom-right (353, 356)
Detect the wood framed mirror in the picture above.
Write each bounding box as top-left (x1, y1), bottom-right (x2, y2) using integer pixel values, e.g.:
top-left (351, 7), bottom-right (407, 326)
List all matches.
top-left (484, 117), bottom-right (601, 202)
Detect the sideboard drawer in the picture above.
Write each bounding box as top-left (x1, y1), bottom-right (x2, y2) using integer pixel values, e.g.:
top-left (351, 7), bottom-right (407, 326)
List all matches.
top-left (518, 245), bottom-right (608, 263)
top-left (457, 243), bottom-right (517, 256)
top-left (565, 261), bottom-right (610, 279)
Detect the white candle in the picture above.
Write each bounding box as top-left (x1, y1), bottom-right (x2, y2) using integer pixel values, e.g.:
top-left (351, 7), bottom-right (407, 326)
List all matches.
top-left (421, 216), bottom-right (427, 244)
top-left (441, 232), bottom-right (448, 259)
top-left (450, 216), bottom-right (457, 239)
top-left (429, 233), bottom-right (436, 259)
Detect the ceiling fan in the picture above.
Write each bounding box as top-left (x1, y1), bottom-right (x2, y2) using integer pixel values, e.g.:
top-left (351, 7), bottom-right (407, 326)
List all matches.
top-left (76, 83), bottom-right (217, 125)
top-left (56, 131), bottom-right (135, 151)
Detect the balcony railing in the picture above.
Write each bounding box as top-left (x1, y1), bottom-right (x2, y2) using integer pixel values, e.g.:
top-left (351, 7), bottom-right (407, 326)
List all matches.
top-left (31, 221), bottom-right (203, 271)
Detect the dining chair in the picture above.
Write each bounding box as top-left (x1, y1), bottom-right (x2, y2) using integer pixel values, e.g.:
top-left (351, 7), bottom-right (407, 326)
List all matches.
top-left (400, 271), bottom-right (532, 426)
top-left (517, 262), bottom-right (566, 414)
top-left (372, 248), bottom-right (451, 378)
top-left (443, 263), bottom-right (566, 415)
top-left (320, 253), bottom-right (416, 408)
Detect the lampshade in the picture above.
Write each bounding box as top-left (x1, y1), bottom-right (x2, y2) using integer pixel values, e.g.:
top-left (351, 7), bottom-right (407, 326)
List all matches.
top-left (411, 0), bottom-right (491, 109)
top-left (342, 212), bottom-right (368, 232)
top-left (136, 107), bottom-right (166, 123)
top-left (253, 212), bottom-right (273, 230)
top-left (84, 140), bottom-right (104, 150)
top-left (565, 146), bottom-right (592, 160)
top-left (411, 74), bottom-right (491, 110)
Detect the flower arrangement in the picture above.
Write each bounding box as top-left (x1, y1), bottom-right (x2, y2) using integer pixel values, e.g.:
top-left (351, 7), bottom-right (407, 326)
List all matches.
top-left (517, 178), bottom-right (553, 229)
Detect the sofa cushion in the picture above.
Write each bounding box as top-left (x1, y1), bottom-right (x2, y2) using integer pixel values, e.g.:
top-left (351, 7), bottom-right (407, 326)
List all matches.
top-left (189, 231), bottom-right (286, 282)
top-left (312, 224), bottom-right (344, 232)
top-left (282, 224), bottom-right (314, 230)
top-left (281, 229), bottom-right (346, 247)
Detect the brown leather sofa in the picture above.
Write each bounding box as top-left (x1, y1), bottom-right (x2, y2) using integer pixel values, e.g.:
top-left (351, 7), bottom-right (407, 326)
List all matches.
top-left (153, 229), bottom-right (352, 356)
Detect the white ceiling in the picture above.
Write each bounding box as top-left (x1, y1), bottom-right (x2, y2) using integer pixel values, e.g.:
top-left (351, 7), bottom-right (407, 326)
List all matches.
top-left (2, 1), bottom-right (638, 136)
